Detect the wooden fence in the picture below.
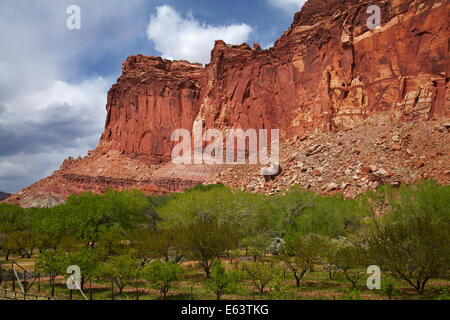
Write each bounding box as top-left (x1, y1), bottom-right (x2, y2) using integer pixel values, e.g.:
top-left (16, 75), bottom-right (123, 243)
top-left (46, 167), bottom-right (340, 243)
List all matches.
top-left (0, 289), bottom-right (53, 300)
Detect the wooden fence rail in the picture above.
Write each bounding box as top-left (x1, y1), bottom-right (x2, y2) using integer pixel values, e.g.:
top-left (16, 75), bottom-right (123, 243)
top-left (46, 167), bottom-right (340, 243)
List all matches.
top-left (1, 289), bottom-right (53, 301)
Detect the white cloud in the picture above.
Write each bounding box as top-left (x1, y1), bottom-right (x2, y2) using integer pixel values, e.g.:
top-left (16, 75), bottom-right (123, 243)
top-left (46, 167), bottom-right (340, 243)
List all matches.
top-left (0, 77), bottom-right (110, 193)
top-left (6, 78), bottom-right (109, 128)
top-left (0, 0), bottom-right (145, 193)
top-left (267, 0), bottom-right (306, 15)
top-left (147, 5), bottom-right (253, 64)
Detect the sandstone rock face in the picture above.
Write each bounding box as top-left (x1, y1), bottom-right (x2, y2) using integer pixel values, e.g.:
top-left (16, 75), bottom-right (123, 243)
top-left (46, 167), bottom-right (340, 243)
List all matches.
top-left (101, 0), bottom-right (449, 154)
top-left (99, 55), bottom-right (203, 161)
top-left (198, 0), bottom-right (448, 137)
top-left (4, 0), bottom-right (449, 207)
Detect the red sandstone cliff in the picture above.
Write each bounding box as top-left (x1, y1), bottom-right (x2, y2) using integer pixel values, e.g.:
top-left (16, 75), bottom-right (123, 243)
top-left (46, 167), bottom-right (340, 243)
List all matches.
top-left (4, 0), bottom-right (449, 207)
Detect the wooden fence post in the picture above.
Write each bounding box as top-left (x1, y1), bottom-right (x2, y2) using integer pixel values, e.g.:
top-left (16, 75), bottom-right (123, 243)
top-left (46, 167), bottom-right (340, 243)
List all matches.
top-left (11, 270), bottom-right (15, 292)
top-left (136, 282), bottom-right (139, 301)
top-left (89, 278), bottom-right (93, 301)
top-left (23, 271), bottom-right (27, 294)
top-left (111, 280), bottom-right (114, 301)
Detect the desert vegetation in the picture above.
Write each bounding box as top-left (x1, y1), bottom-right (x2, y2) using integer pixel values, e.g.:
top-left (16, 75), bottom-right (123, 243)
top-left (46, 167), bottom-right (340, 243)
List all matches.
top-left (0, 180), bottom-right (448, 300)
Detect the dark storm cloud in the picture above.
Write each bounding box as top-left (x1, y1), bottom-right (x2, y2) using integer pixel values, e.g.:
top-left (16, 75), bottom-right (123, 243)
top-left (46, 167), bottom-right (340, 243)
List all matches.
top-left (0, 103), bottom-right (102, 157)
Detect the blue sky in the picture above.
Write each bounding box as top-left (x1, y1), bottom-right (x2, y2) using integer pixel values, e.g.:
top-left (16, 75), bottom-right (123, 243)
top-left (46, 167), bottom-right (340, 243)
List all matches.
top-left (0, 0), bottom-right (306, 193)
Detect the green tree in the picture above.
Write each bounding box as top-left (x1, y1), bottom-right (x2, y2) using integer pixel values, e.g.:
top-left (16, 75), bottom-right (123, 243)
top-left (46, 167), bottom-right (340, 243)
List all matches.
top-left (241, 233), bottom-right (272, 262)
top-left (100, 255), bottom-right (140, 295)
top-left (95, 228), bottom-right (128, 260)
top-left (36, 251), bottom-right (67, 297)
top-left (331, 241), bottom-right (369, 289)
top-left (133, 228), bottom-right (185, 264)
top-left (7, 231), bottom-right (43, 258)
top-left (59, 235), bottom-right (81, 254)
top-left (143, 261), bottom-right (183, 300)
top-left (206, 260), bottom-right (241, 300)
top-left (67, 248), bottom-right (99, 290)
top-left (383, 180), bottom-right (449, 225)
top-left (243, 261), bottom-right (278, 295)
top-left (182, 221), bottom-right (239, 278)
top-left (369, 215), bottom-right (449, 295)
top-left (268, 272), bottom-right (290, 300)
top-left (293, 194), bottom-right (369, 238)
top-left (382, 279), bottom-right (400, 300)
top-left (157, 185), bottom-right (251, 230)
top-left (64, 189), bottom-right (150, 247)
top-left (280, 234), bottom-right (328, 287)
top-left (270, 187), bottom-right (317, 233)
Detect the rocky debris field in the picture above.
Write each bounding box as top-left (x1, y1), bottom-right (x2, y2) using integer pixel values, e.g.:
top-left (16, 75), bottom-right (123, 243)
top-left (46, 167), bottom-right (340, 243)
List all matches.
top-left (215, 118), bottom-right (450, 197)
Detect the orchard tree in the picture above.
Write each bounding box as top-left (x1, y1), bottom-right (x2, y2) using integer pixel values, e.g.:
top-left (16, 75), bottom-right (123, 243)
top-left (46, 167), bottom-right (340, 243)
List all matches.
top-left (8, 231), bottom-right (43, 258)
top-left (369, 215), bottom-right (449, 295)
top-left (95, 228), bottom-right (128, 260)
top-left (67, 248), bottom-right (99, 290)
top-left (59, 235), bottom-right (81, 254)
top-left (0, 204), bottom-right (29, 259)
top-left (241, 233), bottom-right (272, 262)
top-left (36, 251), bottom-right (67, 297)
top-left (182, 221), bottom-right (240, 278)
top-left (143, 261), bottom-right (183, 300)
top-left (101, 255), bottom-right (140, 295)
top-left (383, 180), bottom-right (449, 225)
top-left (270, 187), bottom-right (317, 233)
top-left (132, 228), bottom-right (185, 265)
top-left (280, 234), bottom-right (328, 287)
top-left (157, 185), bottom-right (251, 230)
top-left (292, 193), bottom-right (369, 237)
top-left (243, 261), bottom-right (279, 295)
top-left (331, 241), bottom-right (369, 289)
top-left (206, 260), bottom-right (241, 300)
top-left (64, 189), bottom-right (150, 247)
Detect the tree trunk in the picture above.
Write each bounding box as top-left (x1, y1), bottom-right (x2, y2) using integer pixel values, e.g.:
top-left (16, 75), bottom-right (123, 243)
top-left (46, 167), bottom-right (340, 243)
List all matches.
top-left (81, 275), bottom-right (85, 291)
top-left (51, 280), bottom-right (55, 297)
top-left (111, 280), bottom-right (114, 301)
top-left (89, 278), bottom-right (93, 300)
top-left (295, 276), bottom-right (300, 287)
